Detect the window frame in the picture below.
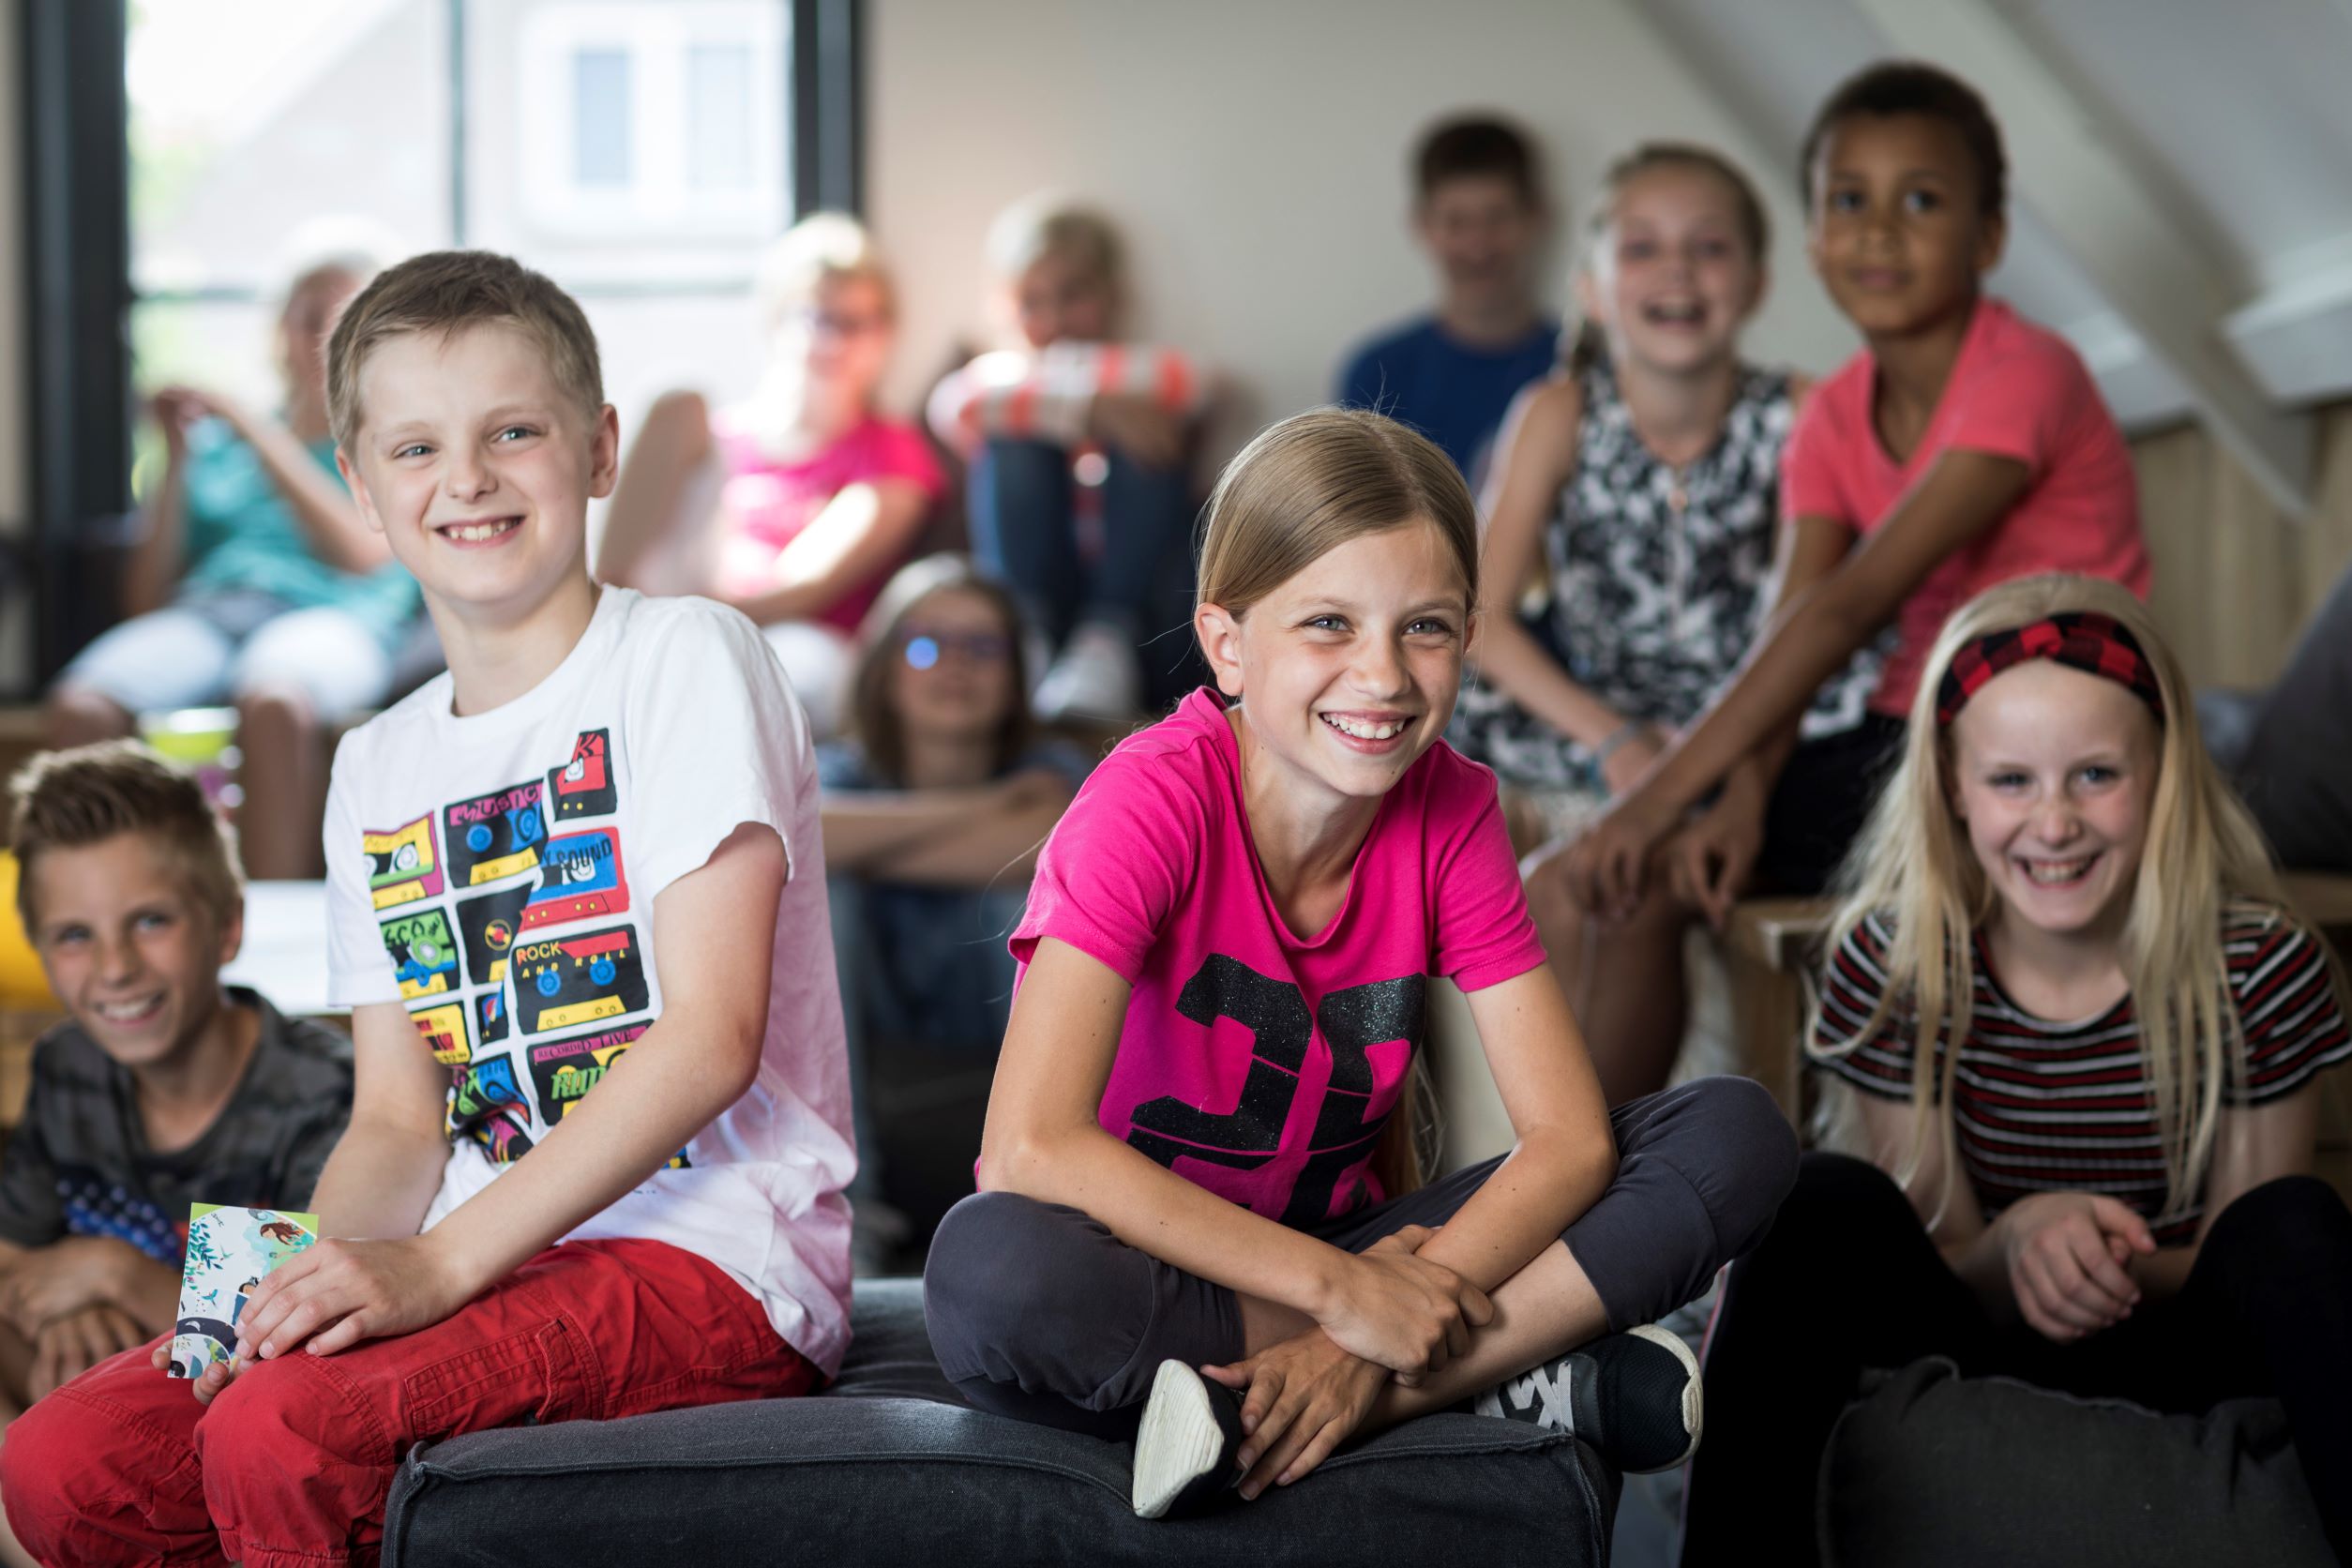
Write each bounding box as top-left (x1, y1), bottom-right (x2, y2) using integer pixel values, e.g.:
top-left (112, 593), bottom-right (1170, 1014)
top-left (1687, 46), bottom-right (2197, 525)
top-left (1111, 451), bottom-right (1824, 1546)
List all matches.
top-left (13, 0), bottom-right (862, 690)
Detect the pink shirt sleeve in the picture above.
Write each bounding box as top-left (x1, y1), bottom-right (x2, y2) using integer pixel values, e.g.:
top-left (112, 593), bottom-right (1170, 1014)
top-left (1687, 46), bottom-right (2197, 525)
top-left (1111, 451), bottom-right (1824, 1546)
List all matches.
top-left (1938, 327), bottom-right (2081, 475)
top-left (865, 419), bottom-right (947, 501)
top-left (1424, 752), bottom-right (1547, 992)
top-left (1011, 754), bottom-right (1198, 983)
top-left (1779, 377), bottom-right (1853, 526)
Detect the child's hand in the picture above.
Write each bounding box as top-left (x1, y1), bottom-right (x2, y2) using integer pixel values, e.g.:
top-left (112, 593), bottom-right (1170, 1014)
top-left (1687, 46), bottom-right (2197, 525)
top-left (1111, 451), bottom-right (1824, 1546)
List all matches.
top-left (0, 1236), bottom-right (142, 1334)
top-left (1087, 391), bottom-right (1185, 471)
top-left (1995, 1191), bottom-right (2157, 1342)
top-left (149, 1338), bottom-right (245, 1406)
top-left (1319, 1225), bottom-right (1493, 1384)
top-left (28, 1304), bottom-right (146, 1400)
top-left (1662, 793), bottom-right (1764, 930)
top-left (1561, 792), bottom-right (1677, 920)
top-left (234, 1235), bottom-right (475, 1363)
top-left (1203, 1330), bottom-right (1388, 1500)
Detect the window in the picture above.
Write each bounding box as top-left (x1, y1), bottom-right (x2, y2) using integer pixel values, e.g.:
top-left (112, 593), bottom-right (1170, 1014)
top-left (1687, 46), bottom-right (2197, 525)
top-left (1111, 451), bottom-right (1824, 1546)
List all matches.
top-left (128, 0), bottom-right (807, 418)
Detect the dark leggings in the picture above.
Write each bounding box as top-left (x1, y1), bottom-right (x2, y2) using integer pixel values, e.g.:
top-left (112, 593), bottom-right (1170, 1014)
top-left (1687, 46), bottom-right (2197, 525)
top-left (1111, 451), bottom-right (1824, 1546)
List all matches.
top-left (924, 1078), bottom-right (1798, 1438)
top-left (1681, 1153), bottom-right (2352, 1565)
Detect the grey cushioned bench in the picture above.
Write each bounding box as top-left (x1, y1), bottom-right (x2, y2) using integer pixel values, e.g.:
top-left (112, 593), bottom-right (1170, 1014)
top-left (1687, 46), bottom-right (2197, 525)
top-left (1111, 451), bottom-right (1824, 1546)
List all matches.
top-left (382, 1278), bottom-right (1621, 1566)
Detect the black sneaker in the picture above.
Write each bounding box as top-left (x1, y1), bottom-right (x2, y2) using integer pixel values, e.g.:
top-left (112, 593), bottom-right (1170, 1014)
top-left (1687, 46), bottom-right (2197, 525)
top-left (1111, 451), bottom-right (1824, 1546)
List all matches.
top-left (1131, 1360), bottom-right (1245, 1518)
top-left (1471, 1324), bottom-right (1702, 1473)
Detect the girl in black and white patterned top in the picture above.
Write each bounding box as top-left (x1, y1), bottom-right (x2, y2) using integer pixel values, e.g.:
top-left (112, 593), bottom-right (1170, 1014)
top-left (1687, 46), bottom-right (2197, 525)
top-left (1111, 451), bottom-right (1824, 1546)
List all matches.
top-left (1458, 143), bottom-right (1877, 1102)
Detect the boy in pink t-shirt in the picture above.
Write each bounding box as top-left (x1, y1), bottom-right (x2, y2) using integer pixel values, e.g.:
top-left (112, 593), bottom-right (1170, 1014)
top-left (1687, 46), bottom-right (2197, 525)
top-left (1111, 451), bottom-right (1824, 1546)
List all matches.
top-left (923, 409), bottom-right (1795, 1519)
top-left (1559, 62), bottom-right (2153, 916)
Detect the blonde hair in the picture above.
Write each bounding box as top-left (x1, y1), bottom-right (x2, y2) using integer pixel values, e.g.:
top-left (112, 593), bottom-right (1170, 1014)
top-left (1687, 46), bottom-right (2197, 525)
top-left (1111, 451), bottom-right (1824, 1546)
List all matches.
top-left (10, 742), bottom-right (243, 934)
top-left (1564, 143), bottom-right (1770, 376)
top-left (1812, 575), bottom-right (2285, 1225)
top-left (756, 211), bottom-right (897, 336)
top-left (1196, 408), bottom-right (1478, 621)
top-left (987, 193), bottom-right (1124, 294)
top-left (326, 250), bottom-right (604, 446)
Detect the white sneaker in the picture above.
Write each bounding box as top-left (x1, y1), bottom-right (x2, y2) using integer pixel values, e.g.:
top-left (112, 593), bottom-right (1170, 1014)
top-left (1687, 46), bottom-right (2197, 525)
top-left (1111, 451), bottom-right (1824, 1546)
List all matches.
top-left (1033, 620), bottom-right (1142, 723)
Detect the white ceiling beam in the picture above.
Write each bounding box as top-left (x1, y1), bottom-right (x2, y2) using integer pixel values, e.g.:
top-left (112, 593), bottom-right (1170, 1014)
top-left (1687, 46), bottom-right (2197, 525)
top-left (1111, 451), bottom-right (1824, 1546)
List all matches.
top-left (1845, 0), bottom-right (2314, 517)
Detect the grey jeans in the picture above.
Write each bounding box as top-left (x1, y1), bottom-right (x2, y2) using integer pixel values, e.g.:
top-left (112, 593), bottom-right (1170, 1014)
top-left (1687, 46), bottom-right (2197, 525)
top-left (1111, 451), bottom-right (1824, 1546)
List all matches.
top-left (924, 1076), bottom-right (1797, 1436)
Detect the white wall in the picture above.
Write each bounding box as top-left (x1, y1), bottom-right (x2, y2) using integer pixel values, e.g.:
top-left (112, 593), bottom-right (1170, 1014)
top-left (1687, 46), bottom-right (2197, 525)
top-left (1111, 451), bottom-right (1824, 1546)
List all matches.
top-left (867, 0), bottom-right (1860, 463)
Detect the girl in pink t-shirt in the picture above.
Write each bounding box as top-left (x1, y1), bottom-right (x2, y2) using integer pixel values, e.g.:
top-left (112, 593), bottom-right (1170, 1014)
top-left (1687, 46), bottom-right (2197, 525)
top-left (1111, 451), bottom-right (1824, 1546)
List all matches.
top-left (923, 408), bottom-right (1796, 1518)
top-left (1558, 64), bottom-right (2149, 921)
top-left (597, 215), bottom-right (943, 735)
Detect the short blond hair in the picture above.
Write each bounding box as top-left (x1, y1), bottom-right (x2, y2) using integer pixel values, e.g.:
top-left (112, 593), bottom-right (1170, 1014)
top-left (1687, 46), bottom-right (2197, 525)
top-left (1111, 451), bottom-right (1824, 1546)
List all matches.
top-left (10, 742), bottom-right (243, 934)
top-left (757, 212), bottom-right (897, 335)
top-left (326, 249), bottom-right (603, 446)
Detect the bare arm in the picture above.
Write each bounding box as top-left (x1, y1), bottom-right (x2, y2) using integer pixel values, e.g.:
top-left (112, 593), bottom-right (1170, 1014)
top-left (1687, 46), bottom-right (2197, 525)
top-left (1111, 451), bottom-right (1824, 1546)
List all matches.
top-left (209, 398), bottom-right (390, 574)
top-left (1410, 965), bottom-right (1615, 1292)
top-left (979, 938), bottom-right (1491, 1378)
top-left (123, 406), bottom-right (194, 617)
top-left (2133, 1089), bottom-right (2321, 1299)
top-left (1470, 379), bottom-right (1634, 752)
top-left (309, 1001), bottom-right (465, 1243)
top-left (1853, 1090), bottom-right (2003, 1308)
top-left (724, 478), bottom-right (932, 626)
top-left (599, 389), bottom-right (717, 587)
top-left (1629, 451), bottom-right (2028, 827)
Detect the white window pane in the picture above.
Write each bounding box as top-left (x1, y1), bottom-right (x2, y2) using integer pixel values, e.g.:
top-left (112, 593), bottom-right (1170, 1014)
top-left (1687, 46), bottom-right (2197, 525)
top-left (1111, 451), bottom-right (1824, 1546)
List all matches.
top-left (573, 49), bottom-right (633, 188)
top-left (687, 44), bottom-right (755, 190)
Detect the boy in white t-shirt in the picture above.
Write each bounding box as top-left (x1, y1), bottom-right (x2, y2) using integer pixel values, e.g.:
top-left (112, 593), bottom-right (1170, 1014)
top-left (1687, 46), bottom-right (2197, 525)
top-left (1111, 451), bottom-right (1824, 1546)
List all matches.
top-left (2, 251), bottom-right (853, 1568)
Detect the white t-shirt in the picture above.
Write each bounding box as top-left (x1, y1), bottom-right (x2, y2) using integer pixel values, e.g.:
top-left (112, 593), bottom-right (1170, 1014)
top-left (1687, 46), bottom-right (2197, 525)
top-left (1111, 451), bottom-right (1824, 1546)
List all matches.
top-left (324, 587), bottom-right (854, 1373)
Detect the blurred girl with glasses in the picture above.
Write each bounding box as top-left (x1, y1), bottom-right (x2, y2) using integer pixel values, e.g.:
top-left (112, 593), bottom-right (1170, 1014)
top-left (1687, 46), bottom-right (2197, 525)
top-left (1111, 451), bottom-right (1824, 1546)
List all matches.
top-left (819, 554), bottom-right (1094, 1270)
top-left (598, 213), bottom-right (945, 734)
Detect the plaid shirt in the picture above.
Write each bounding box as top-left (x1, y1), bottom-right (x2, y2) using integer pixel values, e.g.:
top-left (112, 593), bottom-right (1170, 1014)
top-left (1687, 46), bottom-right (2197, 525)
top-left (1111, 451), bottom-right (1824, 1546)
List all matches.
top-left (0, 989), bottom-right (352, 1263)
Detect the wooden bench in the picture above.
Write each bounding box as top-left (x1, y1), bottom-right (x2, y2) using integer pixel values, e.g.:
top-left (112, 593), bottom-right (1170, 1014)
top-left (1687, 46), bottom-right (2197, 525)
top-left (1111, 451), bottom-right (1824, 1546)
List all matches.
top-left (1726, 871), bottom-right (2352, 1197)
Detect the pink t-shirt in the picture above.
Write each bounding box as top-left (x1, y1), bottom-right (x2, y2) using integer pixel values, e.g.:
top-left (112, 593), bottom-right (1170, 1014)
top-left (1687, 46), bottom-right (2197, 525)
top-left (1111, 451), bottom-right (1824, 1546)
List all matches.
top-left (1013, 689), bottom-right (1546, 1226)
top-left (713, 413), bottom-right (946, 633)
top-left (1782, 298), bottom-right (2148, 715)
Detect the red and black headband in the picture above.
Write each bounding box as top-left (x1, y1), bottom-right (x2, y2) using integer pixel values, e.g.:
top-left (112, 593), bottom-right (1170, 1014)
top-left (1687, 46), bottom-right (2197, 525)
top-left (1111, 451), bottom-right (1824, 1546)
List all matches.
top-left (1936, 611), bottom-right (2165, 728)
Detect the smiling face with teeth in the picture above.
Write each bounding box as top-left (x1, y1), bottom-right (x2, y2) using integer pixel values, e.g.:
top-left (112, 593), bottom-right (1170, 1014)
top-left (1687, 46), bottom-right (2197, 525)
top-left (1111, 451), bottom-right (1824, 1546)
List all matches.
top-left (1581, 161), bottom-right (1765, 379)
top-left (1196, 518), bottom-right (1471, 820)
top-left (30, 832), bottom-right (245, 1073)
top-left (1947, 659), bottom-right (2159, 944)
top-left (339, 322), bottom-right (619, 636)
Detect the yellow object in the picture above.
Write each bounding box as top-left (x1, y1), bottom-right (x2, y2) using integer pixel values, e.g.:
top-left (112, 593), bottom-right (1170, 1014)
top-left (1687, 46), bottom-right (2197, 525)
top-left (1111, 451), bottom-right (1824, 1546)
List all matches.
top-left (0, 852), bottom-right (54, 1007)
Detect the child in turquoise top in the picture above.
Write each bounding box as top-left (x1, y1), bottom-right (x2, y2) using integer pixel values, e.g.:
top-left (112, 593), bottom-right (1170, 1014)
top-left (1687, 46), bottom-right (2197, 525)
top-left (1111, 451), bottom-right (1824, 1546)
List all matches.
top-left (48, 251), bottom-right (421, 879)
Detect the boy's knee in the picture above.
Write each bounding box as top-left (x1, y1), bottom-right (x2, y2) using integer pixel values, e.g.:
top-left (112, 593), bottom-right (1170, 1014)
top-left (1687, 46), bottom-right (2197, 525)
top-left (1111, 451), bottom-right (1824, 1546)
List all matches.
top-left (192, 1358), bottom-right (374, 1530)
top-left (3, 1391), bottom-right (140, 1551)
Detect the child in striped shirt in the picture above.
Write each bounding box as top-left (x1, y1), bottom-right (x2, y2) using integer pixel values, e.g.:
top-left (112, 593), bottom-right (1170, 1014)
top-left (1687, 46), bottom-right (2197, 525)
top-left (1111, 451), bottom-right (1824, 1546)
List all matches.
top-left (928, 195), bottom-right (1208, 722)
top-left (1681, 575), bottom-right (2352, 1566)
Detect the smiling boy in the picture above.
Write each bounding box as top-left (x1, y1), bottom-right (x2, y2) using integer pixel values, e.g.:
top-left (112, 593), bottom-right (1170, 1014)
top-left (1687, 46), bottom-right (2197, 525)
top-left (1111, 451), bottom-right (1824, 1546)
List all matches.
top-left (3, 252), bottom-right (854, 1568)
top-left (0, 744), bottom-right (350, 1423)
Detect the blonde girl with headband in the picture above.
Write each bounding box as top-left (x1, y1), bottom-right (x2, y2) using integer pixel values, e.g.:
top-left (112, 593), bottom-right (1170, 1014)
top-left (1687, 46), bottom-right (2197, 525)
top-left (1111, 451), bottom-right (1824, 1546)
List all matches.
top-left (921, 408), bottom-right (1795, 1518)
top-left (1455, 142), bottom-right (1876, 1104)
top-left (1682, 575), bottom-right (2352, 1566)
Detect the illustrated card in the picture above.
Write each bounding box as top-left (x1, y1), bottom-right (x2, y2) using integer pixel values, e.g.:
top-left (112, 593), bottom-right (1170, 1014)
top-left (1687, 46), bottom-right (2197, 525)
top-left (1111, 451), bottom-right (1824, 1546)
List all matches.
top-left (169, 1204), bottom-right (319, 1380)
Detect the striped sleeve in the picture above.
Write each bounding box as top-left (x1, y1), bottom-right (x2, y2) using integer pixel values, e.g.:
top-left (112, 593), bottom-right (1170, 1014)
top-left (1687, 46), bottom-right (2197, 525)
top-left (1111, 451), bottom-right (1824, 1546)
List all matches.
top-left (2227, 905), bottom-right (2352, 1104)
top-left (1813, 911), bottom-right (1919, 1100)
top-left (927, 343), bottom-right (1206, 450)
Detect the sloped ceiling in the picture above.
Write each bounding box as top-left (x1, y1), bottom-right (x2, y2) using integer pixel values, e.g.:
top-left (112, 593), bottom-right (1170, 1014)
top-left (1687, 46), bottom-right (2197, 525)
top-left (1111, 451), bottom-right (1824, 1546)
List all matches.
top-left (1640, 0), bottom-right (2352, 516)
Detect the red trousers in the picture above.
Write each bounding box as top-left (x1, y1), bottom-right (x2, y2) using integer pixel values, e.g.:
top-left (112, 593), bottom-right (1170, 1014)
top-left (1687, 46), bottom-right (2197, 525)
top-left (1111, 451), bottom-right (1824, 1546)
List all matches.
top-left (0, 1237), bottom-right (820, 1567)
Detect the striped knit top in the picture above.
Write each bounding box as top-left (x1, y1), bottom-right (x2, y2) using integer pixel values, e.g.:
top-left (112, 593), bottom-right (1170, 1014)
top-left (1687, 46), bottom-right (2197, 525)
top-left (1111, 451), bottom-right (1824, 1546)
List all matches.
top-left (1815, 900), bottom-right (2350, 1243)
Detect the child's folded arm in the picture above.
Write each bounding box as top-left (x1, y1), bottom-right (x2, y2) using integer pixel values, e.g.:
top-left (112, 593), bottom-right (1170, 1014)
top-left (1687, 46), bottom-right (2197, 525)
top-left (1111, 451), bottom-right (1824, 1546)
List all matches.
top-left (1407, 966), bottom-right (1615, 1294)
top-left (978, 938), bottom-right (1487, 1382)
top-left (0, 1238), bottom-right (178, 1337)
